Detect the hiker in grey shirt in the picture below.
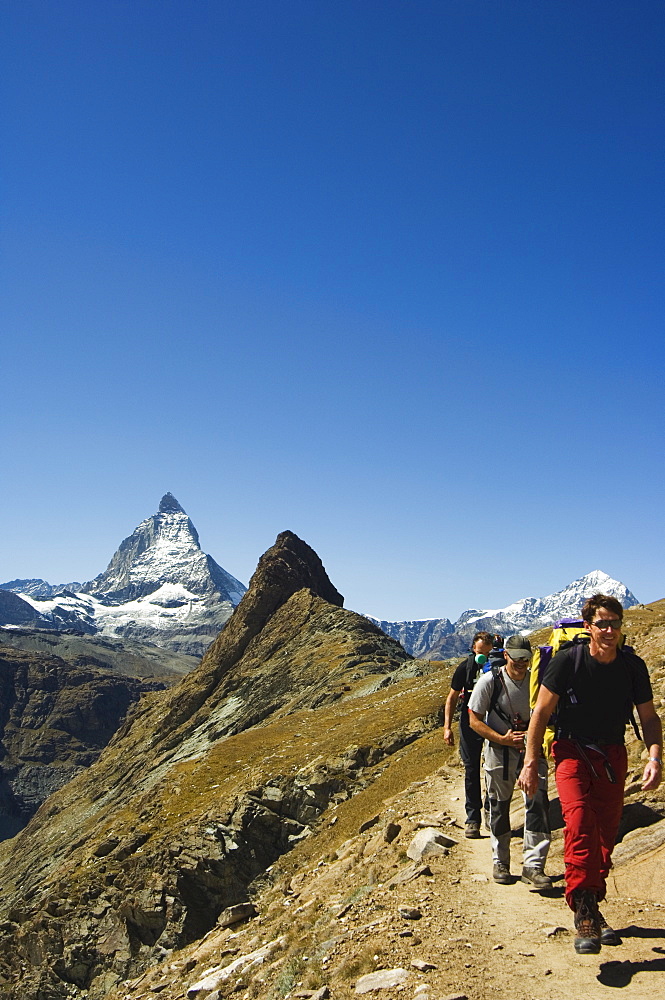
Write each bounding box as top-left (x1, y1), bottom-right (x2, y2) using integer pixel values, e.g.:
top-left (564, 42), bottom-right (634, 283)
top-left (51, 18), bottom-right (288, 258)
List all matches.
top-left (468, 635), bottom-right (551, 889)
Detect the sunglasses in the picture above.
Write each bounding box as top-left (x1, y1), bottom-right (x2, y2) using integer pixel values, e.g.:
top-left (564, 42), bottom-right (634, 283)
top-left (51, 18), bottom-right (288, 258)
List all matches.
top-left (591, 619), bottom-right (622, 631)
top-left (507, 653), bottom-right (531, 662)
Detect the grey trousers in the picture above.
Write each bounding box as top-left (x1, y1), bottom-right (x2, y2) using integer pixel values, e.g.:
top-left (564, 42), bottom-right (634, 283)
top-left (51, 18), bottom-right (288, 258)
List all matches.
top-left (484, 742), bottom-right (550, 869)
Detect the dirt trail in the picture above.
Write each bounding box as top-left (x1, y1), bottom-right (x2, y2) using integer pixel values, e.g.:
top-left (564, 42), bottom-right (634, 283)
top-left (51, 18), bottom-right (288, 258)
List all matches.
top-left (101, 759), bottom-right (665, 1000)
top-left (440, 771), bottom-right (665, 1000)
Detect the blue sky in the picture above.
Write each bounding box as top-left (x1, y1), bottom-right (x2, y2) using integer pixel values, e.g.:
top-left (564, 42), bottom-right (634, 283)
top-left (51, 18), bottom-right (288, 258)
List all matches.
top-left (2, 0), bottom-right (664, 621)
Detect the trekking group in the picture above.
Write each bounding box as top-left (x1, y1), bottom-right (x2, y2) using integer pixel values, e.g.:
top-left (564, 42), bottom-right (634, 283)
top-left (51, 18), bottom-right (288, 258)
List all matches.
top-left (444, 595), bottom-right (662, 954)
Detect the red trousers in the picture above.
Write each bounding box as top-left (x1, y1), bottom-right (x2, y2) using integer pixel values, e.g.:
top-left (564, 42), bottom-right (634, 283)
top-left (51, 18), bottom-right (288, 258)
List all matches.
top-left (552, 739), bottom-right (627, 910)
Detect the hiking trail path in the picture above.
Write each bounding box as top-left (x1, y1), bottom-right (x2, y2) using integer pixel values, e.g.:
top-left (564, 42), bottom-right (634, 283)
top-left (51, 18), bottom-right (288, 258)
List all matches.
top-left (434, 769), bottom-right (665, 1000)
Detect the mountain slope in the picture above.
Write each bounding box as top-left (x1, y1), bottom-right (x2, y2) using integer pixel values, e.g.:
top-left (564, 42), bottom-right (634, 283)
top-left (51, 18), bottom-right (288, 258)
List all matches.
top-left (366, 615), bottom-right (454, 658)
top-left (0, 531), bottom-right (424, 998)
top-left (0, 628), bottom-right (198, 681)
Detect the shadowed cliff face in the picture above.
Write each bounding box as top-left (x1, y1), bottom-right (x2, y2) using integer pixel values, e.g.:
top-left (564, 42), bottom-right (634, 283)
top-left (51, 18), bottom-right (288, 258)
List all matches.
top-left (0, 646), bottom-right (164, 840)
top-left (0, 531), bottom-right (422, 999)
top-left (0, 589), bottom-right (44, 626)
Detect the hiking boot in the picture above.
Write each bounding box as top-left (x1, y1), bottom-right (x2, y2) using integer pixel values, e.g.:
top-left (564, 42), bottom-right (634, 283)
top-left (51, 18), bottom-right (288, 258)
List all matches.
top-left (493, 862), bottom-right (512, 884)
top-left (520, 866), bottom-right (552, 890)
top-left (464, 822), bottom-right (480, 839)
top-left (598, 909), bottom-right (621, 946)
top-left (573, 890), bottom-right (601, 954)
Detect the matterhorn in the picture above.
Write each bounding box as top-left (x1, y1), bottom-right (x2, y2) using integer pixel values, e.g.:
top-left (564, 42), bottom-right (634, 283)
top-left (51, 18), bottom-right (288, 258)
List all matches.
top-left (1, 494), bottom-right (246, 654)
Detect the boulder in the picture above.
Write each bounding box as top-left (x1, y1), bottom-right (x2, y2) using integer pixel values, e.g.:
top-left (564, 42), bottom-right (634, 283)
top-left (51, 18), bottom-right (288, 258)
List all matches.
top-left (406, 827), bottom-right (457, 861)
top-left (355, 968), bottom-right (409, 993)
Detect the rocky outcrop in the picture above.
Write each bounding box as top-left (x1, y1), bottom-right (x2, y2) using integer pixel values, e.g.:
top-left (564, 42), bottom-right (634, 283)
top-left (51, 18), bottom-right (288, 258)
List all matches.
top-left (0, 531), bottom-right (427, 998)
top-left (0, 646), bottom-right (164, 839)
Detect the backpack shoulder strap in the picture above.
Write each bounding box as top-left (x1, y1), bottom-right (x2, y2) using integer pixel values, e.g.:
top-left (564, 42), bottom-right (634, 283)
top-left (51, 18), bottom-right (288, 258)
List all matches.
top-left (461, 653), bottom-right (478, 701)
top-left (488, 665), bottom-right (512, 726)
top-left (616, 647), bottom-right (643, 741)
top-left (572, 637), bottom-right (587, 671)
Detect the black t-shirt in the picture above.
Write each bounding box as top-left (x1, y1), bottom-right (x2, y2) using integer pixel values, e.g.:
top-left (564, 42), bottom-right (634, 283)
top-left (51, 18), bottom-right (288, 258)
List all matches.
top-left (451, 653), bottom-right (482, 707)
top-left (542, 645), bottom-right (652, 744)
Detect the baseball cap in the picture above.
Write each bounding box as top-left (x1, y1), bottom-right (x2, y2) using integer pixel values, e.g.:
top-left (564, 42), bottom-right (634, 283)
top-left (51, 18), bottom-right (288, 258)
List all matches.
top-left (505, 635), bottom-right (532, 659)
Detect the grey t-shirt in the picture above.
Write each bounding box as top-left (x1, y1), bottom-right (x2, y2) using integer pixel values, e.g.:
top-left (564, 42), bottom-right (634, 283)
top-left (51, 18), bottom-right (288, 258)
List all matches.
top-left (467, 666), bottom-right (530, 736)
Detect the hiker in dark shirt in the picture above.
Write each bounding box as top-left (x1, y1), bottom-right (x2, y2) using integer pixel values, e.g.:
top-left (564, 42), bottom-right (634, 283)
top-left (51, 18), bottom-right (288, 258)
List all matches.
top-left (444, 631), bottom-right (494, 838)
top-left (519, 594), bottom-right (662, 954)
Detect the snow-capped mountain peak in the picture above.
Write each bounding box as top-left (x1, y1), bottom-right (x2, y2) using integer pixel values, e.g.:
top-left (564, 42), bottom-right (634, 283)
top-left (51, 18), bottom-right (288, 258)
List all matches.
top-left (458, 570), bottom-right (638, 633)
top-left (81, 494), bottom-right (244, 605)
top-left (1, 495), bottom-right (247, 655)
top-left (372, 570), bottom-right (639, 658)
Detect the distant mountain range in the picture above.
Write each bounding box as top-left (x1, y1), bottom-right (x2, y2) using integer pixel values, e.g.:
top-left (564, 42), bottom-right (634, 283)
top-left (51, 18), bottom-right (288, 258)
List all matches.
top-left (1, 500), bottom-right (639, 662)
top-left (0, 494), bottom-right (246, 656)
top-left (369, 570), bottom-right (639, 658)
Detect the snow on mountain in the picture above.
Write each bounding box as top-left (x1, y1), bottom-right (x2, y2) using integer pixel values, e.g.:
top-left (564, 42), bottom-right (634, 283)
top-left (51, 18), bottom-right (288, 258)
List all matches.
top-left (0, 494), bottom-right (247, 655)
top-left (81, 493), bottom-right (245, 605)
top-left (12, 591), bottom-right (99, 634)
top-left (457, 570), bottom-right (638, 633)
top-left (373, 571), bottom-right (639, 658)
top-left (91, 583), bottom-right (226, 637)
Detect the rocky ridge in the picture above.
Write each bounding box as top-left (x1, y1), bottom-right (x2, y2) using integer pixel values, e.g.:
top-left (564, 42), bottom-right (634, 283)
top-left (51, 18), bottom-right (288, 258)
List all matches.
top-left (0, 531), bottom-right (429, 998)
top-left (0, 495), bottom-right (247, 655)
top-left (373, 570), bottom-right (639, 657)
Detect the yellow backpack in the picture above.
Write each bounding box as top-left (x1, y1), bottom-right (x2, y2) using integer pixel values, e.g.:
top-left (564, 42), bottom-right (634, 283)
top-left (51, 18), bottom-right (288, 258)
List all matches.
top-left (530, 619), bottom-right (589, 755)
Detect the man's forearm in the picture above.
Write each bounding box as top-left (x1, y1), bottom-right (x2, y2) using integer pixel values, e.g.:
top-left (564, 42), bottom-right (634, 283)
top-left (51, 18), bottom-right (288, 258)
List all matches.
top-left (444, 691), bottom-right (460, 731)
top-left (523, 705), bottom-right (550, 765)
top-left (643, 713), bottom-right (663, 759)
top-left (469, 712), bottom-right (506, 745)
top-left (639, 710), bottom-right (663, 790)
top-left (469, 717), bottom-right (495, 742)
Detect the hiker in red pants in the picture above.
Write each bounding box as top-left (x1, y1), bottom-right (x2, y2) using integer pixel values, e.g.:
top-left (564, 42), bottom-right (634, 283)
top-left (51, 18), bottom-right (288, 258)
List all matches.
top-left (519, 593), bottom-right (662, 955)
